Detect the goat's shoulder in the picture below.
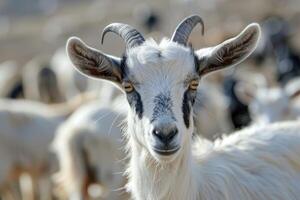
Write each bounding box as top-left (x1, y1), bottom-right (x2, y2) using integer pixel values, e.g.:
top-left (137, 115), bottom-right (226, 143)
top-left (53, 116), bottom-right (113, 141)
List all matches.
top-left (193, 121), bottom-right (300, 200)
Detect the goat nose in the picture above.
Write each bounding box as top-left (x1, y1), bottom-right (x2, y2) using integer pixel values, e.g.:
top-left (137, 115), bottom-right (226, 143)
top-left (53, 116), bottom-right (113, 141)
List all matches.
top-left (152, 126), bottom-right (178, 144)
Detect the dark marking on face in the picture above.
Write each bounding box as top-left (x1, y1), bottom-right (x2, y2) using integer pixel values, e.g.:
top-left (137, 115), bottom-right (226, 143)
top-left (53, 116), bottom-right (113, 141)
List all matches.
top-left (182, 89), bottom-right (197, 128)
top-left (151, 92), bottom-right (176, 122)
top-left (121, 55), bottom-right (144, 119)
top-left (127, 90), bottom-right (144, 119)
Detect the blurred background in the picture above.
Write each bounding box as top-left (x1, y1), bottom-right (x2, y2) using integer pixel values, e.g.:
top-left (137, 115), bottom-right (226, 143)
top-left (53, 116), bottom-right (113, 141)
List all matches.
top-left (1, 0), bottom-right (300, 63)
top-left (0, 0), bottom-right (300, 199)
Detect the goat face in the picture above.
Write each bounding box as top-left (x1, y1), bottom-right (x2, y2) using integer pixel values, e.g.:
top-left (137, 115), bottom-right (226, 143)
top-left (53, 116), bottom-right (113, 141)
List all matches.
top-left (67, 15), bottom-right (261, 162)
top-left (123, 41), bottom-right (199, 161)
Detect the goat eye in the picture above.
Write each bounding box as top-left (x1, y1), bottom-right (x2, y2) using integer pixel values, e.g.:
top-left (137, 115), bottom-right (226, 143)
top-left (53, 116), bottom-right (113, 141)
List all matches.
top-left (189, 80), bottom-right (199, 90)
top-left (123, 82), bottom-right (134, 93)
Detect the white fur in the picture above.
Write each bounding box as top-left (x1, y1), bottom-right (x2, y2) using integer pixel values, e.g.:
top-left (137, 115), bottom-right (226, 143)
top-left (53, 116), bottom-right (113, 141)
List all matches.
top-left (127, 114), bottom-right (300, 200)
top-left (52, 97), bottom-right (127, 200)
top-left (239, 77), bottom-right (300, 124)
top-left (0, 93), bottom-right (95, 197)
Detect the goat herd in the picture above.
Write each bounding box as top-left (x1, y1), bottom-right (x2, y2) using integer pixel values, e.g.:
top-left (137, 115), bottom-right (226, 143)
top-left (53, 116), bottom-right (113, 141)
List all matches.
top-left (1, 15), bottom-right (300, 200)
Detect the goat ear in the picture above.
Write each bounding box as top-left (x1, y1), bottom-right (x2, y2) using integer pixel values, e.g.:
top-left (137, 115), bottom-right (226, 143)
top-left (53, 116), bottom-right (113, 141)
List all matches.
top-left (66, 37), bottom-right (123, 85)
top-left (195, 23), bottom-right (261, 76)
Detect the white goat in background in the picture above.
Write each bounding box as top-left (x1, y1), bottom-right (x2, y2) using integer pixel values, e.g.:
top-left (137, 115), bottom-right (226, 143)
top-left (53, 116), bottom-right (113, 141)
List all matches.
top-left (66, 14), bottom-right (300, 200)
top-left (52, 96), bottom-right (127, 200)
top-left (0, 92), bottom-right (96, 199)
top-left (236, 76), bottom-right (300, 124)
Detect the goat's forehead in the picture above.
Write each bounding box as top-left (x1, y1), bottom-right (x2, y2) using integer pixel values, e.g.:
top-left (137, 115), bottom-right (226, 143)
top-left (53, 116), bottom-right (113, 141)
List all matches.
top-left (125, 39), bottom-right (196, 82)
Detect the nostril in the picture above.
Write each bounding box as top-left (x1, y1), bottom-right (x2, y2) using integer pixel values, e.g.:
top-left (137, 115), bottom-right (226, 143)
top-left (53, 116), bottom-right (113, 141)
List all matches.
top-left (152, 127), bottom-right (178, 144)
top-left (152, 129), bottom-right (164, 140)
top-left (167, 128), bottom-right (178, 141)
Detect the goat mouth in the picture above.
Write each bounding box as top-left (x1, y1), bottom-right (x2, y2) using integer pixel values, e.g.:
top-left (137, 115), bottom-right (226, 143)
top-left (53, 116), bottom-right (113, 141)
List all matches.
top-left (153, 147), bottom-right (180, 156)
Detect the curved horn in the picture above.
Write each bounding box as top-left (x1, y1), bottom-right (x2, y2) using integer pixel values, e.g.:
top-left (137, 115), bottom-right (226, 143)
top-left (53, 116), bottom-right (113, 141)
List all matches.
top-left (171, 15), bottom-right (204, 46)
top-left (101, 23), bottom-right (145, 49)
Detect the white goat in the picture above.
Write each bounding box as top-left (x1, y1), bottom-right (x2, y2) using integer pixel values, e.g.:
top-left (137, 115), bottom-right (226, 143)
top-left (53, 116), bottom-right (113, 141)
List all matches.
top-left (66, 15), bottom-right (300, 200)
top-left (236, 77), bottom-right (300, 124)
top-left (52, 96), bottom-right (127, 200)
top-left (0, 93), bottom-right (95, 199)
